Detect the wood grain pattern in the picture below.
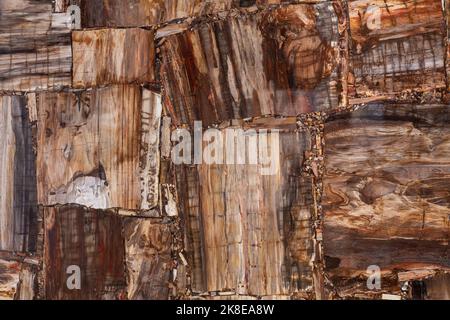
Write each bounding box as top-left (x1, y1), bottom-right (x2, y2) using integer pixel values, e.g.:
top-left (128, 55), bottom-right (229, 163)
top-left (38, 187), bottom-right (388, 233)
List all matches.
top-left (72, 29), bottom-right (155, 88)
top-left (323, 104), bottom-right (450, 297)
top-left (43, 206), bottom-right (127, 300)
top-left (73, 0), bottom-right (318, 27)
top-left (123, 218), bottom-right (172, 300)
top-left (0, 0), bottom-right (72, 92)
top-left (54, 0), bottom-right (70, 12)
top-left (348, 0), bottom-right (446, 99)
top-left (447, 0), bottom-right (450, 95)
top-left (0, 96), bottom-right (38, 253)
top-left (162, 3), bottom-right (340, 126)
top-left (34, 86), bottom-right (162, 212)
top-left (424, 273), bottom-right (450, 299)
top-left (176, 125), bottom-right (315, 295)
top-left (76, 0), bottom-right (214, 27)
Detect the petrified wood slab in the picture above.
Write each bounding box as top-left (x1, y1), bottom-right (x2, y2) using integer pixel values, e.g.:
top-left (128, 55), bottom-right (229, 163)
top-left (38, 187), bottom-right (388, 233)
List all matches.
top-left (348, 0), bottom-right (446, 100)
top-left (0, 96), bottom-right (38, 253)
top-left (0, 0), bottom-right (72, 92)
top-left (162, 3), bottom-right (341, 126)
top-left (74, 0), bottom-right (228, 27)
top-left (323, 104), bottom-right (450, 296)
top-left (72, 29), bottom-right (155, 88)
top-left (70, 0), bottom-right (315, 28)
top-left (15, 263), bottom-right (37, 300)
top-left (176, 124), bottom-right (314, 295)
top-left (123, 218), bottom-right (172, 300)
top-left (203, 294), bottom-right (292, 300)
top-left (54, 0), bottom-right (71, 12)
top-left (399, 272), bottom-right (450, 299)
top-left (43, 206), bottom-right (126, 300)
top-left (34, 86), bottom-right (161, 213)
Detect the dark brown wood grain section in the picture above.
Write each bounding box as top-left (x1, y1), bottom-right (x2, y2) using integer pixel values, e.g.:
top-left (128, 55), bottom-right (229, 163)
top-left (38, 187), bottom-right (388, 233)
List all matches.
top-left (0, 96), bottom-right (38, 253)
top-left (161, 3), bottom-right (340, 126)
top-left (74, 0), bottom-right (227, 27)
top-left (0, 0), bottom-right (72, 92)
top-left (323, 104), bottom-right (450, 297)
top-left (447, 0), bottom-right (450, 95)
top-left (123, 218), bottom-right (173, 300)
top-left (43, 206), bottom-right (126, 300)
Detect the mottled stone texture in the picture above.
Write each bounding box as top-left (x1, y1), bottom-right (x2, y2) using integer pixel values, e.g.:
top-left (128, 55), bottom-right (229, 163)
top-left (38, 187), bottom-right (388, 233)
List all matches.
top-left (34, 86), bottom-right (161, 213)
